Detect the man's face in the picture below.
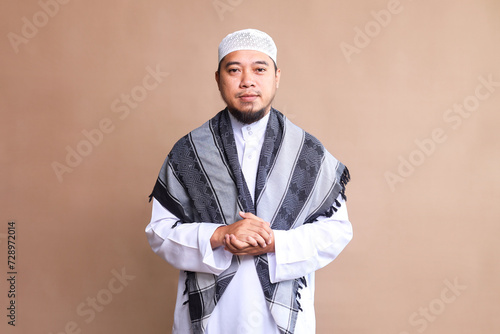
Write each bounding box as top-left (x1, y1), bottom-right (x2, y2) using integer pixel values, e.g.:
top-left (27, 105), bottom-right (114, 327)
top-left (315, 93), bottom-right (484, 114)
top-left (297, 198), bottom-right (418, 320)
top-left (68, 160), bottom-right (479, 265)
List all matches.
top-left (216, 50), bottom-right (281, 124)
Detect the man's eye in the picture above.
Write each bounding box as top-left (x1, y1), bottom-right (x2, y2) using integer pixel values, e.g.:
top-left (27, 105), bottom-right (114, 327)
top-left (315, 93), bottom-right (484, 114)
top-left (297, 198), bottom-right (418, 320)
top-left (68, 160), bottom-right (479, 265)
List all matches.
top-left (256, 68), bottom-right (266, 72)
top-left (228, 68), bottom-right (239, 73)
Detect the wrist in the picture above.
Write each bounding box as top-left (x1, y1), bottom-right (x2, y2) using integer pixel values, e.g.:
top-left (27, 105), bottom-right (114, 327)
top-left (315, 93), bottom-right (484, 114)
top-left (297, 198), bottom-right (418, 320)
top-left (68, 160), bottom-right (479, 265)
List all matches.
top-left (210, 225), bottom-right (227, 249)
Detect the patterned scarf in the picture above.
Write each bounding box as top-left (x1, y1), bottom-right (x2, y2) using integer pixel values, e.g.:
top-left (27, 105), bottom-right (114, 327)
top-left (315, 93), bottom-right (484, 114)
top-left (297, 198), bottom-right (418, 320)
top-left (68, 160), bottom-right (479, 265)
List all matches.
top-left (150, 108), bottom-right (349, 334)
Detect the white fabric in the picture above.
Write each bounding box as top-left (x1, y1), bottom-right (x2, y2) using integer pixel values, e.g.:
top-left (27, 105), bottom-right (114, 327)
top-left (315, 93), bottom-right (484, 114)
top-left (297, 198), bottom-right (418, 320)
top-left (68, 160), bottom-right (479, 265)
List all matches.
top-left (218, 28), bottom-right (277, 64)
top-left (145, 112), bottom-right (353, 333)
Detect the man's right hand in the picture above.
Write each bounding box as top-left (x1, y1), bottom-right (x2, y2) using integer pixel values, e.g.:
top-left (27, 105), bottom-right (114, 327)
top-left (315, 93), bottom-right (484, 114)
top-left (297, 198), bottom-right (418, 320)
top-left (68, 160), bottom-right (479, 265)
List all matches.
top-left (210, 212), bottom-right (273, 249)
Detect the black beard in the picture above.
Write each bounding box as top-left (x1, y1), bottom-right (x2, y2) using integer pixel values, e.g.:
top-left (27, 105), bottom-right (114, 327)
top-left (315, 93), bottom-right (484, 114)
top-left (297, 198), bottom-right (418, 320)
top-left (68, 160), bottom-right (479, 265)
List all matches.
top-left (227, 107), bottom-right (267, 124)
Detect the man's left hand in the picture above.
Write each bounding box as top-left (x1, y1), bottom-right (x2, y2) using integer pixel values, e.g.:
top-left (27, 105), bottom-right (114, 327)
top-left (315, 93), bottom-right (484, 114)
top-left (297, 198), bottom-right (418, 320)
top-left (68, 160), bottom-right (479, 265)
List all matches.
top-left (223, 212), bottom-right (275, 255)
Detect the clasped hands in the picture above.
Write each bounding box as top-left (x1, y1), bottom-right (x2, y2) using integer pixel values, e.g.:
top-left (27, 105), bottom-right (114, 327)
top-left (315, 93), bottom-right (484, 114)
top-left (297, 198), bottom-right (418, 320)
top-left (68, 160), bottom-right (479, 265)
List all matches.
top-left (210, 212), bottom-right (275, 256)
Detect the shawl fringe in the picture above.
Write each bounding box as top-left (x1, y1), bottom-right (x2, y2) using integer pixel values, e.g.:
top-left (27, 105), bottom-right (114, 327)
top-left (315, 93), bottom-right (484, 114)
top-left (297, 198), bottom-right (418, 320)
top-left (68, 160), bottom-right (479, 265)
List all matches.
top-left (340, 166), bottom-right (350, 201)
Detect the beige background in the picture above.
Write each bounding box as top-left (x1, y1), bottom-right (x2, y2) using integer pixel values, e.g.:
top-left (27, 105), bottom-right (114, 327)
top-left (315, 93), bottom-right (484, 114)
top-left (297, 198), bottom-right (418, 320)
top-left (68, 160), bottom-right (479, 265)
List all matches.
top-left (1, 0), bottom-right (499, 333)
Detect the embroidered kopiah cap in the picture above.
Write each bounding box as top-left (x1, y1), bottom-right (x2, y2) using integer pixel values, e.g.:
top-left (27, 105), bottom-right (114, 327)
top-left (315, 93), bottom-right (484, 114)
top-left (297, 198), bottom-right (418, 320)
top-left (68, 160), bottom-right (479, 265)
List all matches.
top-left (218, 29), bottom-right (277, 65)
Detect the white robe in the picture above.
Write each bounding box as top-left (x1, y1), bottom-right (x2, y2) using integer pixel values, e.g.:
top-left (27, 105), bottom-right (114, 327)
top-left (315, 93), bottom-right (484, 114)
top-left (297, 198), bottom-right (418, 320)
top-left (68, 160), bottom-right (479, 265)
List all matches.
top-left (146, 113), bottom-right (353, 333)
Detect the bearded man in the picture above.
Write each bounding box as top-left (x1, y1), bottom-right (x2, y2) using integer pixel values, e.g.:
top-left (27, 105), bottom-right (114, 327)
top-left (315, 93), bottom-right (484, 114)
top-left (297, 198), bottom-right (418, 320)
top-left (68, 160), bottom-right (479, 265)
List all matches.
top-left (146, 28), bottom-right (353, 334)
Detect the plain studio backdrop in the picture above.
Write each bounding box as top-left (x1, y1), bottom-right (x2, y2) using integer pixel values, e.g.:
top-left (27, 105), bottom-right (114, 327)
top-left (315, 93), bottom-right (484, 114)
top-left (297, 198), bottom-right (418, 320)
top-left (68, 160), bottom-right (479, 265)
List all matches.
top-left (1, 0), bottom-right (499, 333)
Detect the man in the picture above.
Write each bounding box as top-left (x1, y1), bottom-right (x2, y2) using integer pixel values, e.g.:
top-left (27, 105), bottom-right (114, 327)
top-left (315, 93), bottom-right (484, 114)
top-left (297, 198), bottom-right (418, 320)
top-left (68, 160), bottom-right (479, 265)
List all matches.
top-left (146, 28), bottom-right (352, 334)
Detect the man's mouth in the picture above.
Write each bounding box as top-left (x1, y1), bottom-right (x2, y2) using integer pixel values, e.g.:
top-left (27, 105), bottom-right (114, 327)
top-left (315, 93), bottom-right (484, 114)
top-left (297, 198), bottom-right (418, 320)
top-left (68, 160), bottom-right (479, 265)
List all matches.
top-left (238, 93), bottom-right (259, 102)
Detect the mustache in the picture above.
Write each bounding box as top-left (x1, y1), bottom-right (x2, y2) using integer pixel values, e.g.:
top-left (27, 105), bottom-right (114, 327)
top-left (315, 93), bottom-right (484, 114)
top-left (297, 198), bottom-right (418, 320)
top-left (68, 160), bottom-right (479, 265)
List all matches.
top-left (236, 91), bottom-right (261, 98)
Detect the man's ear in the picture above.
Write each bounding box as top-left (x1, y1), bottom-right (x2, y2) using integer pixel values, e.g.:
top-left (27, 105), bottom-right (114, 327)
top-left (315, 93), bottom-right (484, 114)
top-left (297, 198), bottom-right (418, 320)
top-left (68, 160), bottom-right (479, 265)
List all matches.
top-left (215, 70), bottom-right (220, 88)
top-left (275, 68), bottom-right (281, 89)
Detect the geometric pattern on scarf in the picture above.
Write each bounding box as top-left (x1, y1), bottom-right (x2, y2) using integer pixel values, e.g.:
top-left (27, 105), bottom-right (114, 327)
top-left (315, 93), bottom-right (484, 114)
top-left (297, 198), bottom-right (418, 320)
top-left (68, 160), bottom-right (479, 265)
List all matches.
top-left (150, 108), bottom-right (350, 334)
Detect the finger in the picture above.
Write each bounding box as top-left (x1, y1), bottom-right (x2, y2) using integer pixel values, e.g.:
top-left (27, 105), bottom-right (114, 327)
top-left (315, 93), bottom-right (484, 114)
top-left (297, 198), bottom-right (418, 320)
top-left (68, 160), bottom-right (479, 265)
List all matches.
top-left (231, 218), bottom-right (271, 238)
top-left (229, 234), bottom-right (253, 250)
top-left (224, 234), bottom-right (237, 252)
top-left (224, 234), bottom-right (240, 251)
top-left (240, 217), bottom-right (272, 235)
top-left (247, 235), bottom-right (267, 248)
top-left (251, 226), bottom-right (272, 245)
top-left (232, 245), bottom-right (268, 256)
top-left (244, 235), bottom-right (259, 247)
top-left (240, 211), bottom-right (266, 223)
top-left (245, 233), bottom-right (267, 248)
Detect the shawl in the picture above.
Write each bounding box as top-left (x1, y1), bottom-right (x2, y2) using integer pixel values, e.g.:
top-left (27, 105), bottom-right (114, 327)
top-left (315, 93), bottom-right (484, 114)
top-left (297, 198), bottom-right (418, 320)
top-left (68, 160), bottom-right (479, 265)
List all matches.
top-left (150, 108), bottom-right (349, 334)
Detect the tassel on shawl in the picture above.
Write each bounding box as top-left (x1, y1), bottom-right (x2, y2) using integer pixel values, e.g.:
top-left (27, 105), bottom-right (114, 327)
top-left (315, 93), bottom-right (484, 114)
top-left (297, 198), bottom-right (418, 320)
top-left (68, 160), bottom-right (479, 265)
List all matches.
top-left (325, 198), bottom-right (343, 218)
top-left (295, 276), bottom-right (308, 312)
top-left (340, 166), bottom-right (350, 201)
top-left (325, 166), bottom-right (351, 218)
top-left (182, 273), bottom-right (189, 305)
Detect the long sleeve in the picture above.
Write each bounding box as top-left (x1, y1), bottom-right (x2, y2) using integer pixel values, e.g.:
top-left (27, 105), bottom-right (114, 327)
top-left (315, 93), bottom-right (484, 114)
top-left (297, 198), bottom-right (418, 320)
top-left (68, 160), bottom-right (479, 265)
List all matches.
top-left (145, 198), bottom-right (233, 274)
top-left (267, 195), bottom-right (352, 283)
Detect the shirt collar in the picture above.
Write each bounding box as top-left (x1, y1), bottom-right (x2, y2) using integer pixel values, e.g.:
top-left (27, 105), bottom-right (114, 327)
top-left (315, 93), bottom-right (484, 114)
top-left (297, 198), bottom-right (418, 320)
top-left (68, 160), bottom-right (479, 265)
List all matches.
top-left (228, 110), bottom-right (270, 142)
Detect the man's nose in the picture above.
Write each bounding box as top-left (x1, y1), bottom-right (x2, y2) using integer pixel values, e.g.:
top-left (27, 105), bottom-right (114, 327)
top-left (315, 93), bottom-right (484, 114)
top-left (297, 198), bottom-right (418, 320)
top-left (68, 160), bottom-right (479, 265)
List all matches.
top-left (240, 70), bottom-right (255, 88)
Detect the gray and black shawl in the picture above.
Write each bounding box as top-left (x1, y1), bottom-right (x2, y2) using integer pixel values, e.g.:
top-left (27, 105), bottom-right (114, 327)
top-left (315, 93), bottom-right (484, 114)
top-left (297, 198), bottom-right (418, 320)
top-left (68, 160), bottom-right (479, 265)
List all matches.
top-left (150, 108), bottom-right (349, 334)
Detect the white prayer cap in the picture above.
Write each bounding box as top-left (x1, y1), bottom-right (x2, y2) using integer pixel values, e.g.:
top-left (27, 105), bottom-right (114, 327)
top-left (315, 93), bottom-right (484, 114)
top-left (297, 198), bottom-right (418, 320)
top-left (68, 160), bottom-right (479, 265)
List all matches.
top-left (218, 29), bottom-right (277, 65)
